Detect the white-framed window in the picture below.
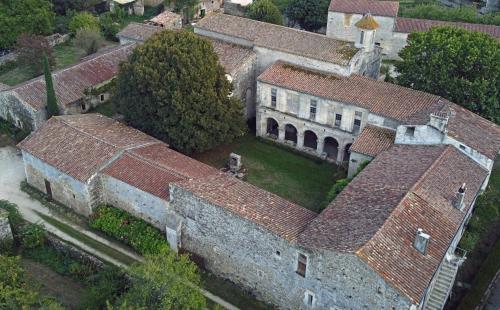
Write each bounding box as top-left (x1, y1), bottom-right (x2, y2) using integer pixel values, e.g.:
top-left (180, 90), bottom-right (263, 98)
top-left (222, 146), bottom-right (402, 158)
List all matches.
top-left (296, 252), bottom-right (308, 277)
top-left (334, 113), bottom-right (342, 127)
top-left (309, 100), bottom-right (317, 120)
top-left (304, 290), bottom-right (316, 308)
top-left (353, 111), bottom-right (362, 134)
top-left (271, 88), bottom-right (277, 108)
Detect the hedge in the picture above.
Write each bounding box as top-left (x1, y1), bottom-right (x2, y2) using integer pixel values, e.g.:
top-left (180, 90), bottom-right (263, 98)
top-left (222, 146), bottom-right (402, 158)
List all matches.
top-left (89, 205), bottom-right (169, 255)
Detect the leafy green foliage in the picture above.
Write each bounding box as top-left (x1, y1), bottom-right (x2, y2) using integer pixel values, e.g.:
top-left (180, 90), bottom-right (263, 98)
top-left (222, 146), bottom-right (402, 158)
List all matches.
top-left (399, 5), bottom-right (500, 26)
top-left (99, 12), bottom-right (123, 41)
top-left (69, 12), bottom-right (100, 34)
top-left (20, 224), bottom-right (47, 249)
top-left (0, 254), bottom-right (65, 309)
top-left (247, 0), bottom-right (284, 25)
top-left (116, 249), bottom-right (206, 310)
top-left (53, 0), bottom-right (105, 15)
top-left (115, 30), bottom-right (246, 154)
top-left (395, 27), bottom-right (500, 124)
top-left (74, 27), bottom-right (104, 55)
top-left (90, 205), bottom-right (169, 255)
top-left (44, 53), bottom-right (59, 117)
top-left (285, 0), bottom-right (329, 31)
top-left (0, 0), bottom-right (55, 49)
top-left (166, 0), bottom-right (200, 22)
top-left (0, 201), bottom-right (24, 236)
top-left (80, 266), bottom-right (129, 310)
top-left (16, 34), bottom-right (55, 75)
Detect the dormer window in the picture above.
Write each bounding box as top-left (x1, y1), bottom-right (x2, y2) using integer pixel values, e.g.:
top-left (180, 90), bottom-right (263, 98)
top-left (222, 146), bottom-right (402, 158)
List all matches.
top-left (414, 228), bottom-right (430, 255)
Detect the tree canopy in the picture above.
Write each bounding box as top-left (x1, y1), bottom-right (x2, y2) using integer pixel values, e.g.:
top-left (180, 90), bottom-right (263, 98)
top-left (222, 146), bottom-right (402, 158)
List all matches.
top-left (115, 30), bottom-right (246, 154)
top-left (115, 250), bottom-right (206, 309)
top-left (69, 12), bottom-right (100, 34)
top-left (285, 0), bottom-right (329, 31)
top-left (44, 53), bottom-right (59, 118)
top-left (395, 27), bottom-right (500, 124)
top-left (247, 0), bottom-right (284, 25)
top-left (0, 0), bottom-right (55, 49)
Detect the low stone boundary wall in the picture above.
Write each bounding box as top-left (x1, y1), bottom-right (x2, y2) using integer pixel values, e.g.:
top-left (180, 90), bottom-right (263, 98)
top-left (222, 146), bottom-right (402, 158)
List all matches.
top-left (46, 234), bottom-right (106, 270)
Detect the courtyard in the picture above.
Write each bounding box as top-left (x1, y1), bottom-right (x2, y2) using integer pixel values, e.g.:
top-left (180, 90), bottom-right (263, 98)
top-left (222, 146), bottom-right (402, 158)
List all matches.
top-left (193, 134), bottom-right (346, 212)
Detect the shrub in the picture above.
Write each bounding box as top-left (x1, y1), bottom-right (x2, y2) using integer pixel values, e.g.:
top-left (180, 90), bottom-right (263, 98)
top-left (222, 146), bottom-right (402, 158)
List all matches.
top-left (74, 27), bottom-right (104, 55)
top-left (20, 223), bottom-right (46, 249)
top-left (69, 12), bottom-right (100, 34)
top-left (99, 12), bottom-right (121, 41)
top-left (0, 200), bottom-right (23, 235)
top-left (15, 33), bottom-right (55, 75)
top-left (247, 0), bottom-right (283, 25)
top-left (400, 5), bottom-right (500, 26)
top-left (80, 266), bottom-right (128, 309)
top-left (90, 205), bottom-right (169, 255)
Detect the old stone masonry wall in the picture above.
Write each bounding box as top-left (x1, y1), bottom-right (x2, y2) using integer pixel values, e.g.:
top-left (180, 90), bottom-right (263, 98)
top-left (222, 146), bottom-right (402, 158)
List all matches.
top-left (0, 209), bottom-right (13, 250)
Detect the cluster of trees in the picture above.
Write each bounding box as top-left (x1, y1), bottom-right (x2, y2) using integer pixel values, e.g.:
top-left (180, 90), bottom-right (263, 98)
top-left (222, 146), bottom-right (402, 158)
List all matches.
top-left (0, 0), bottom-right (55, 49)
top-left (246, 0), bottom-right (330, 31)
top-left (393, 27), bottom-right (500, 124)
top-left (115, 30), bottom-right (246, 154)
top-left (400, 5), bottom-right (500, 26)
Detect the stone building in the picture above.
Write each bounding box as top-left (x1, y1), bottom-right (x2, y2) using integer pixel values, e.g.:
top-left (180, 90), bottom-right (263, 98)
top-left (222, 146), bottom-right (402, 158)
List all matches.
top-left (19, 110), bottom-right (500, 310)
top-left (326, 0), bottom-right (500, 59)
top-left (147, 10), bottom-right (183, 28)
top-left (116, 22), bottom-right (163, 44)
top-left (0, 44), bottom-right (134, 130)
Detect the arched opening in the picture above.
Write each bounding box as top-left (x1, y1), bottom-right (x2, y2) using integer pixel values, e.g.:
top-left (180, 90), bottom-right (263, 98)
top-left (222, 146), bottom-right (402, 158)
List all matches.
top-left (266, 118), bottom-right (279, 138)
top-left (284, 124), bottom-right (298, 144)
top-left (323, 137), bottom-right (339, 159)
top-left (303, 130), bottom-right (318, 150)
top-left (344, 143), bottom-right (352, 162)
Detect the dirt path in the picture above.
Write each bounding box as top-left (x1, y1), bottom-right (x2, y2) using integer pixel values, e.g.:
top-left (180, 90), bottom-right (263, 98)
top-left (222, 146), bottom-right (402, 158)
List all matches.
top-left (21, 258), bottom-right (86, 310)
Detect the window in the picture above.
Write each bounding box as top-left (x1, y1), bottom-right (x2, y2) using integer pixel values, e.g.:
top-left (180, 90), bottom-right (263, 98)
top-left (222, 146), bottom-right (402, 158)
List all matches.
top-left (405, 126), bottom-right (415, 137)
top-left (296, 253), bottom-right (307, 277)
top-left (275, 250), bottom-right (281, 259)
top-left (81, 103), bottom-right (87, 111)
top-left (343, 13), bottom-right (352, 27)
top-left (360, 31), bottom-right (365, 44)
top-left (459, 144), bottom-right (466, 151)
top-left (304, 291), bottom-right (315, 308)
top-left (353, 111), bottom-right (362, 134)
top-left (271, 88), bottom-right (277, 108)
top-left (334, 113), bottom-right (342, 127)
top-left (309, 100), bottom-right (317, 120)
top-left (287, 93), bottom-right (300, 115)
top-left (100, 94), bottom-right (105, 102)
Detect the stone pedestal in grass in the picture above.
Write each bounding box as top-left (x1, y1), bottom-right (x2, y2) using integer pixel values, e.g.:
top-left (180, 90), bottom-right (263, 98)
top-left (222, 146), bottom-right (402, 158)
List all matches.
top-left (0, 209), bottom-right (13, 252)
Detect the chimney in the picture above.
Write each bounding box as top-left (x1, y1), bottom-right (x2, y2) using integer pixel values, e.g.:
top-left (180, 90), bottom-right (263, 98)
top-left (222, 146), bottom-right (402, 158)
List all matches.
top-left (453, 183), bottom-right (467, 210)
top-left (429, 112), bottom-right (449, 133)
top-left (414, 228), bottom-right (430, 255)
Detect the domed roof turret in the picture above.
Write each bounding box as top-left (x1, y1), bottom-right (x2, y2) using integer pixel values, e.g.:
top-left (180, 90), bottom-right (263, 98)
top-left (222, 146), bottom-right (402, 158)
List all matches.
top-left (355, 13), bottom-right (380, 30)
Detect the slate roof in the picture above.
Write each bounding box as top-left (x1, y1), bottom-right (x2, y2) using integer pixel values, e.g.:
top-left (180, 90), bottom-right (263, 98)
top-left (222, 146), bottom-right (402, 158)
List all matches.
top-left (329, 0), bottom-right (399, 17)
top-left (9, 44), bottom-right (134, 111)
top-left (117, 22), bottom-right (163, 42)
top-left (299, 144), bottom-right (488, 303)
top-left (258, 62), bottom-right (500, 160)
top-left (209, 39), bottom-right (256, 75)
top-left (395, 17), bottom-right (500, 39)
top-left (195, 14), bottom-right (359, 66)
top-left (350, 125), bottom-right (395, 157)
top-left (173, 173), bottom-right (318, 242)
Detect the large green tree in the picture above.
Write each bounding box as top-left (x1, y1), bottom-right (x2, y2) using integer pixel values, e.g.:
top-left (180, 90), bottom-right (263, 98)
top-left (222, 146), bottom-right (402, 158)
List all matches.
top-left (69, 12), bottom-right (100, 35)
top-left (43, 53), bottom-right (59, 118)
top-left (247, 0), bottom-right (283, 25)
top-left (115, 30), bottom-right (246, 154)
top-left (285, 0), bottom-right (329, 31)
top-left (0, 0), bottom-right (55, 49)
top-left (116, 250), bottom-right (206, 309)
top-left (395, 27), bottom-right (500, 124)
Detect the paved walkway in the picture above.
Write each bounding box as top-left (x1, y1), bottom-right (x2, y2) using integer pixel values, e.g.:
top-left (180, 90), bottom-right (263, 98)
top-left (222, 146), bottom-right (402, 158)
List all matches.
top-left (0, 146), bottom-right (239, 310)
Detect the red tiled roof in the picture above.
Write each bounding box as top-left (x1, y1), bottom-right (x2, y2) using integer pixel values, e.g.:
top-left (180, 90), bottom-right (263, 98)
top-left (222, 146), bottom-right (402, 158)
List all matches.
top-left (258, 61), bottom-right (440, 122)
top-left (208, 38), bottom-right (256, 75)
top-left (10, 44), bottom-right (134, 111)
top-left (329, 0), bottom-right (399, 17)
top-left (173, 173), bottom-right (318, 242)
top-left (117, 22), bottom-right (163, 42)
top-left (395, 17), bottom-right (500, 39)
top-left (196, 14), bottom-right (359, 66)
top-left (299, 145), bottom-right (488, 303)
top-left (148, 11), bottom-right (182, 27)
top-left (350, 125), bottom-right (395, 157)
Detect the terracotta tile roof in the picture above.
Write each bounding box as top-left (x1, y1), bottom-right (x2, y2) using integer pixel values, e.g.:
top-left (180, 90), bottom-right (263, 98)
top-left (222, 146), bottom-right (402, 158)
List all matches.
top-left (17, 114), bottom-right (157, 182)
top-left (148, 11), bottom-right (182, 28)
top-left (173, 173), bottom-right (318, 242)
top-left (10, 44), bottom-right (134, 111)
top-left (329, 0), bottom-right (399, 17)
top-left (195, 14), bottom-right (359, 66)
top-left (350, 125), bottom-right (395, 157)
top-left (395, 17), bottom-right (500, 39)
top-left (117, 22), bottom-right (163, 42)
top-left (405, 99), bottom-right (500, 160)
top-left (299, 144), bottom-right (488, 303)
top-left (208, 38), bottom-right (256, 75)
top-left (258, 61), bottom-right (440, 121)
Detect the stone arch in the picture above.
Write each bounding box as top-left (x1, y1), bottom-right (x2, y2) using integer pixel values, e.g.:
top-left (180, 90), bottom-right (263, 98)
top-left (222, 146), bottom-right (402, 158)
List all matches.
top-left (303, 130), bottom-right (318, 150)
top-left (284, 124), bottom-right (298, 144)
top-left (266, 118), bottom-right (279, 137)
top-left (323, 137), bottom-right (339, 159)
top-left (344, 143), bottom-right (352, 162)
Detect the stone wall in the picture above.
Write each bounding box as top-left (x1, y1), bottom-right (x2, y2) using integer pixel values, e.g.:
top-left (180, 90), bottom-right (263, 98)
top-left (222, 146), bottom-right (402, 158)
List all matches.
top-left (231, 53), bottom-right (257, 119)
top-left (169, 184), bottom-right (413, 309)
top-left (101, 175), bottom-right (169, 230)
top-left (348, 151), bottom-right (373, 178)
top-left (0, 91), bottom-right (44, 130)
top-left (0, 209), bottom-right (13, 251)
top-left (22, 151), bottom-right (93, 216)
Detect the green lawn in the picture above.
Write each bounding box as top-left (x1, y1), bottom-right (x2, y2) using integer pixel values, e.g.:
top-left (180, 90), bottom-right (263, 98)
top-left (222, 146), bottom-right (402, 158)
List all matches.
top-left (193, 134), bottom-right (345, 212)
top-left (0, 40), bottom-right (118, 86)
